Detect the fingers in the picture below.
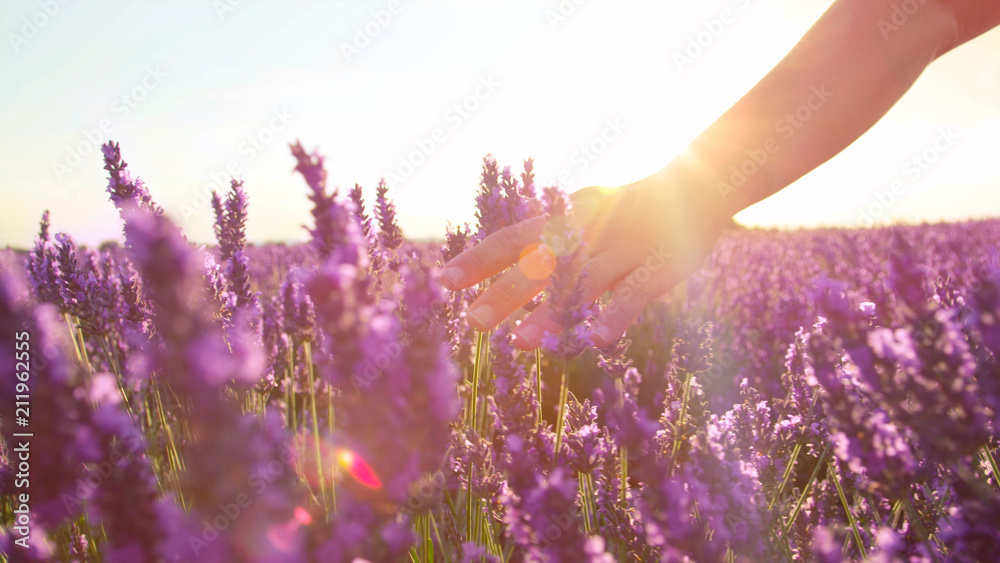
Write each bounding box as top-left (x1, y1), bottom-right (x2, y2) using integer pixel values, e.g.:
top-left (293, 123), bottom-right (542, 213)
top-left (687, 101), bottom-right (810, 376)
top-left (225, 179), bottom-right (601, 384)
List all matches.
top-left (589, 268), bottom-right (673, 348)
top-left (440, 186), bottom-right (617, 292)
top-left (465, 252), bottom-right (552, 331)
top-left (441, 215), bottom-right (547, 290)
top-left (511, 250), bottom-right (632, 350)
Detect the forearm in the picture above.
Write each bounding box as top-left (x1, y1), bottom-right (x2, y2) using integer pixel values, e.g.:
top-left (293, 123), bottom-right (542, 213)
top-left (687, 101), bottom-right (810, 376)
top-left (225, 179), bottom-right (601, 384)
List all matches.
top-left (658, 0), bottom-right (968, 220)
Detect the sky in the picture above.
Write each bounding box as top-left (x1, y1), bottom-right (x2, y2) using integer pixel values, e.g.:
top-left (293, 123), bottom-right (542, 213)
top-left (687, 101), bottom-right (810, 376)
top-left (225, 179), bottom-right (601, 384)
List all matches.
top-left (1, 0), bottom-right (997, 249)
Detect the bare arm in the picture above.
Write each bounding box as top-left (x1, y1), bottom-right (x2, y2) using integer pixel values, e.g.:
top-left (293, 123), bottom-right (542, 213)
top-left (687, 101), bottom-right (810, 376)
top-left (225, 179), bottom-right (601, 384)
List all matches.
top-left (442, 0), bottom-right (1000, 350)
top-left (666, 0), bottom-right (996, 219)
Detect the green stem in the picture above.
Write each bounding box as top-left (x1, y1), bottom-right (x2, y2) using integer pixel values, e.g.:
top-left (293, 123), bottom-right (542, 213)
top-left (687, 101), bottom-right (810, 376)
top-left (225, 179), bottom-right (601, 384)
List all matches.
top-left (669, 370), bottom-right (693, 469)
top-left (982, 445), bottom-right (1000, 490)
top-left (98, 335), bottom-right (133, 417)
top-left (829, 459), bottom-right (865, 557)
top-left (304, 341), bottom-right (328, 513)
top-left (535, 347), bottom-right (543, 425)
top-left (578, 472), bottom-right (596, 534)
top-left (616, 377), bottom-right (629, 502)
top-left (286, 343), bottom-right (297, 428)
top-left (429, 512), bottom-right (453, 563)
top-left (781, 442), bottom-right (831, 540)
top-left (553, 359), bottom-right (569, 466)
top-left (154, 383), bottom-right (187, 510)
top-left (772, 390), bottom-right (820, 501)
top-left (469, 331), bottom-right (486, 429)
top-left (770, 442), bottom-right (803, 510)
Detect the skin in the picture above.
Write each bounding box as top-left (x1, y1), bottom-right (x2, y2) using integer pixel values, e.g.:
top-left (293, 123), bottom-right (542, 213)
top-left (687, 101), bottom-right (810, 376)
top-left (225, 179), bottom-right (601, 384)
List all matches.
top-left (440, 0), bottom-right (1000, 351)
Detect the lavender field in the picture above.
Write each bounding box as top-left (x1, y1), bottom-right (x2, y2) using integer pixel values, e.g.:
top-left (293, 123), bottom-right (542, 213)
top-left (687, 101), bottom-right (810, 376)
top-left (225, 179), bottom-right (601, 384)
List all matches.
top-left (1, 140), bottom-right (998, 562)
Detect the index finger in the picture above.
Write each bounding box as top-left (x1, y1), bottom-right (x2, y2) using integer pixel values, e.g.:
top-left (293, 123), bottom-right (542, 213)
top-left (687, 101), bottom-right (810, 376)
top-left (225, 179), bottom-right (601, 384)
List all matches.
top-left (441, 215), bottom-right (547, 290)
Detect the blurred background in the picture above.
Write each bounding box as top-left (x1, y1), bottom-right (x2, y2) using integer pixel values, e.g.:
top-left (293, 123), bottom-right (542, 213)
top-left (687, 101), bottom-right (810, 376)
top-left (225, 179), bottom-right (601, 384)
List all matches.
top-left (1, 0), bottom-right (997, 248)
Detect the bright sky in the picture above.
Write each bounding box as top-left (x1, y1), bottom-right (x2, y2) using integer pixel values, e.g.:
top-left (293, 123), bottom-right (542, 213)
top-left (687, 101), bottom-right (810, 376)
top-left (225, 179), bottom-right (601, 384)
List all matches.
top-left (1, 0), bottom-right (998, 249)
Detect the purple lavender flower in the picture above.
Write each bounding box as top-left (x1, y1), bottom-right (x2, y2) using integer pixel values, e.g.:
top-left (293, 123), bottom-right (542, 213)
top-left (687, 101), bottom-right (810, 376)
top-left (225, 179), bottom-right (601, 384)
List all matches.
top-left (374, 179), bottom-right (403, 256)
top-left (591, 451), bottom-right (651, 560)
top-left (450, 427), bottom-right (505, 501)
top-left (596, 336), bottom-right (633, 379)
top-left (474, 154), bottom-right (504, 240)
top-left (348, 182), bottom-right (384, 277)
top-left (279, 278), bottom-right (316, 343)
top-left (1, 276), bottom-right (96, 527)
top-left (539, 186), bottom-right (597, 360)
top-left (503, 468), bottom-right (611, 562)
top-left (210, 180), bottom-right (262, 346)
top-left (637, 467), bottom-right (714, 562)
top-left (86, 403), bottom-right (181, 563)
top-left (1, 271), bottom-right (178, 561)
top-left (53, 233), bottom-right (122, 341)
top-left (519, 157), bottom-right (538, 215)
top-left (101, 141), bottom-right (162, 220)
top-left (25, 210), bottom-right (60, 305)
top-left (563, 399), bottom-right (611, 475)
top-left (441, 223), bottom-right (474, 358)
top-left (291, 141), bottom-right (361, 261)
top-left (303, 238), bottom-right (374, 393)
top-left (601, 367), bottom-right (660, 464)
top-left (937, 478), bottom-right (1000, 560)
top-left (487, 324), bottom-right (540, 454)
top-left (126, 210), bottom-right (257, 392)
top-left (210, 180), bottom-right (253, 301)
top-left (123, 208), bottom-right (305, 562)
top-left (333, 264), bottom-right (461, 502)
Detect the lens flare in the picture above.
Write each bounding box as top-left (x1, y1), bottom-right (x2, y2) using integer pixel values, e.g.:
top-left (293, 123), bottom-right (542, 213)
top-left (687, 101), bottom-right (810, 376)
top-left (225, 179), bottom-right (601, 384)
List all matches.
top-left (294, 506), bottom-right (313, 526)
top-left (263, 509), bottom-right (310, 554)
top-left (519, 243), bottom-right (556, 280)
top-left (335, 448), bottom-right (382, 489)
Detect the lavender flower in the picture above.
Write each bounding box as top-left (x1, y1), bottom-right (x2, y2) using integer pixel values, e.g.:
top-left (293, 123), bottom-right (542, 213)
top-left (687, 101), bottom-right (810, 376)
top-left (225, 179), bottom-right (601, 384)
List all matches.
top-left (25, 210), bottom-right (59, 305)
top-left (291, 140), bottom-right (360, 261)
top-left (442, 223), bottom-right (474, 359)
top-left (210, 180), bottom-right (262, 346)
top-left (503, 468), bottom-right (611, 562)
top-left (487, 324), bottom-right (540, 453)
top-left (474, 154), bottom-right (504, 240)
top-left (596, 336), bottom-right (633, 379)
top-left (124, 208), bottom-right (304, 562)
top-left (124, 209), bottom-right (264, 397)
top-left (1, 271), bottom-right (178, 561)
top-left (348, 182), bottom-right (384, 276)
top-left (540, 185), bottom-right (597, 360)
top-left (102, 141), bottom-right (162, 219)
top-left (563, 399), bottom-right (611, 475)
top-left (374, 179), bottom-right (403, 257)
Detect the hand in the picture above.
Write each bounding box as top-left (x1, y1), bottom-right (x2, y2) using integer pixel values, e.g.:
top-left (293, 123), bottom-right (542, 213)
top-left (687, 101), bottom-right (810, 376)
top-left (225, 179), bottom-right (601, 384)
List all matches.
top-left (440, 171), bottom-right (727, 350)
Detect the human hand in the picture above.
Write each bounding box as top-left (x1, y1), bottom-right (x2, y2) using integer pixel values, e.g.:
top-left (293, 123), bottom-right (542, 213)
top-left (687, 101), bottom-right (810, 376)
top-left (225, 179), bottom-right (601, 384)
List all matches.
top-left (439, 172), bottom-right (727, 350)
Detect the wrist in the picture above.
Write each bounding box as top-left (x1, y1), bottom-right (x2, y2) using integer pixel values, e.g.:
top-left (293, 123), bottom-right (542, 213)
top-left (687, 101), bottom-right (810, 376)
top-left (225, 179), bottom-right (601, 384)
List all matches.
top-left (637, 156), bottom-right (735, 233)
